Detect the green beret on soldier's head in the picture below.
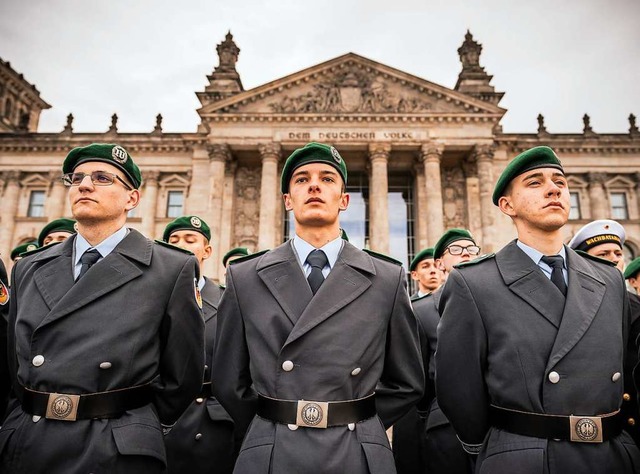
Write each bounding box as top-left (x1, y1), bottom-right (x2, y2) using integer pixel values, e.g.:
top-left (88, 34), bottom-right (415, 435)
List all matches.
top-left (62, 143), bottom-right (142, 189)
top-left (162, 215), bottom-right (211, 242)
top-left (624, 257), bottom-right (640, 280)
top-left (38, 218), bottom-right (76, 247)
top-left (11, 241), bottom-right (38, 261)
top-left (222, 247), bottom-right (250, 267)
top-left (280, 142), bottom-right (347, 194)
top-left (410, 247), bottom-right (435, 271)
top-left (492, 146), bottom-right (564, 206)
top-left (433, 229), bottom-right (476, 260)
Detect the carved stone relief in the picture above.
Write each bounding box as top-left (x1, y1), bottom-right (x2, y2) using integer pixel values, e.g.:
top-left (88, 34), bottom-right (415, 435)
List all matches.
top-left (442, 166), bottom-right (467, 228)
top-left (234, 166), bottom-right (260, 249)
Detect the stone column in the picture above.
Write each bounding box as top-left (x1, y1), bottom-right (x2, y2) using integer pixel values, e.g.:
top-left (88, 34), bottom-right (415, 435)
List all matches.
top-left (141, 171), bottom-right (160, 239)
top-left (462, 157), bottom-right (482, 242)
top-left (218, 159), bottom-right (237, 278)
top-left (413, 163), bottom-right (428, 250)
top-left (475, 144), bottom-right (496, 252)
top-left (368, 143), bottom-right (391, 254)
top-left (0, 171), bottom-right (21, 261)
top-left (258, 143), bottom-right (282, 251)
top-left (420, 144), bottom-right (444, 245)
top-left (207, 144), bottom-right (231, 282)
top-left (46, 170), bottom-right (67, 219)
top-left (186, 145), bottom-right (211, 217)
top-left (588, 172), bottom-right (608, 220)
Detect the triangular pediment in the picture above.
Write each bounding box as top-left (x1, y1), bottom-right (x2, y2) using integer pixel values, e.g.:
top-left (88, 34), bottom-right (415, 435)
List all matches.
top-left (198, 53), bottom-right (506, 118)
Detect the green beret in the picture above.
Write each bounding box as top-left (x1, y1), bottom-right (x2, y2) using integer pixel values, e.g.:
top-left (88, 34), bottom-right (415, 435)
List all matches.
top-left (11, 241), bottom-right (38, 261)
top-left (280, 142), bottom-right (347, 193)
top-left (624, 257), bottom-right (640, 280)
top-left (38, 218), bottom-right (76, 247)
top-left (492, 146), bottom-right (563, 205)
top-left (162, 215), bottom-right (211, 242)
top-left (433, 229), bottom-right (475, 260)
top-left (222, 247), bottom-right (250, 267)
top-left (63, 143), bottom-right (142, 189)
top-left (410, 248), bottom-right (435, 271)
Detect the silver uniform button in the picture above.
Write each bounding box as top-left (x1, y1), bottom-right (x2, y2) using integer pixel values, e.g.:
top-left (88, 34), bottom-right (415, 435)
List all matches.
top-left (351, 368), bottom-right (361, 376)
top-left (195, 433), bottom-right (202, 441)
top-left (282, 360), bottom-right (294, 372)
top-left (32, 415), bottom-right (41, 423)
top-left (288, 424), bottom-right (298, 431)
top-left (32, 355), bottom-right (45, 367)
top-left (196, 398), bottom-right (204, 404)
top-left (548, 371), bottom-right (560, 384)
top-left (99, 362), bottom-right (112, 370)
top-left (612, 372), bottom-right (621, 382)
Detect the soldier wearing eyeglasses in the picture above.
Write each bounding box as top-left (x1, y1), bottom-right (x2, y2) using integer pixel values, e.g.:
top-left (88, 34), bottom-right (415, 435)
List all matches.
top-left (436, 147), bottom-right (640, 473)
top-left (0, 143), bottom-right (204, 473)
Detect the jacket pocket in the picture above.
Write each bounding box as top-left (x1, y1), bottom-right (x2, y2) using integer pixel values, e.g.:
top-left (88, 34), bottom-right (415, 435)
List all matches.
top-left (112, 422), bottom-right (166, 466)
top-left (234, 442), bottom-right (273, 474)
top-left (361, 442), bottom-right (396, 474)
top-left (206, 399), bottom-right (235, 424)
top-left (0, 428), bottom-right (15, 459)
top-left (479, 447), bottom-right (544, 474)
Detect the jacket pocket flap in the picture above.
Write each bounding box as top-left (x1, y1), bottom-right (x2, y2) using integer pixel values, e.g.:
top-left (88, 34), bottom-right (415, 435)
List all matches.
top-left (112, 422), bottom-right (166, 465)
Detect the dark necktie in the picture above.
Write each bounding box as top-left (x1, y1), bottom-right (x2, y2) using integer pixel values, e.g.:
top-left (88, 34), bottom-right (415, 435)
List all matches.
top-left (306, 250), bottom-right (328, 295)
top-left (77, 249), bottom-right (101, 280)
top-left (541, 255), bottom-right (567, 296)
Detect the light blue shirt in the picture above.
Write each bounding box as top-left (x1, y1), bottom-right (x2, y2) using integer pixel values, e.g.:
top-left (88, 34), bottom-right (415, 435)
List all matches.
top-left (292, 234), bottom-right (343, 278)
top-left (73, 226), bottom-right (129, 279)
top-left (516, 240), bottom-right (568, 285)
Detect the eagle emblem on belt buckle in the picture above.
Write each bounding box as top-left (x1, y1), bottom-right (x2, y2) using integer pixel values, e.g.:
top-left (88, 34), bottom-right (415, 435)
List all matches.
top-left (45, 393), bottom-right (80, 421)
top-left (570, 415), bottom-right (603, 443)
top-left (296, 400), bottom-right (329, 429)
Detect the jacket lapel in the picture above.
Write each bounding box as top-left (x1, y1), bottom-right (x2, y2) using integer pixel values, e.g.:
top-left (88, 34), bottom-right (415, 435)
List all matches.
top-left (202, 278), bottom-right (222, 322)
top-left (545, 247), bottom-right (606, 371)
top-left (32, 238), bottom-right (75, 311)
top-left (495, 241), bottom-right (565, 329)
top-left (257, 242), bottom-right (313, 326)
top-left (284, 242), bottom-right (374, 346)
top-left (37, 230), bottom-right (151, 329)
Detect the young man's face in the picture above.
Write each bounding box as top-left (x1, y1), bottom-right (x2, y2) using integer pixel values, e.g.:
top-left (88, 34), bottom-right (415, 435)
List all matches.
top-left (168, 230), bottom-right (211, 270)
top-left (283, 162), bottom-right (349, 228)
top-left (437, 239), bottom-right (479, 273)
top-left (629, 277), bottom-right (640, 295)
top-left (68, 162), bottom-right (139, 225)
top-left (499, 168), bottom-right (570, 232)
top-left (43, 231), bottom-right (73, 246)
top-left (587, 242), bottom-right (624, 271)
top-left (411, 258), bottom-right (443, 293)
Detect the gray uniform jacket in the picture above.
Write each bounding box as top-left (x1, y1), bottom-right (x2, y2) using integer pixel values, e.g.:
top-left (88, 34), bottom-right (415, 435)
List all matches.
top-left (212, 240), bottom-right (424, 474)
top-left (436, 241), bottom-right (640, 473)
top-left (0, 259), bottom-right (9, 418)
top-left (165, 277), bottom-right (236, 474)
top-left (0, 230), bottom-right (205, 473)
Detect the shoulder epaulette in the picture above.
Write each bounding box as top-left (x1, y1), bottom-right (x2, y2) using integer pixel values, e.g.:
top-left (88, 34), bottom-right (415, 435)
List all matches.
top-left (21, 242), bottom-right (59, 257)
top-left (230, 249), bottom-right (269, 265)
top-left (154, 240), bottom-right (194, 255)
top-left (575, 249), bottom-right (617, 267)
top-left (363, 249), bottom-right (402, 266)
top-left (454, 253), bottom-right (496, 268)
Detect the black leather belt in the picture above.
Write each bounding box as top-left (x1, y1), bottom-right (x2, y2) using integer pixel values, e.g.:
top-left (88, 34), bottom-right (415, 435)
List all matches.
top-left (490, 405), bottom-right (624, 443)
top-left (200, 382), bottom-right (213, 398)
top-left (257, 393), bottom-right (376, 429)
top-left (21, 383), bottom-right (152, 421)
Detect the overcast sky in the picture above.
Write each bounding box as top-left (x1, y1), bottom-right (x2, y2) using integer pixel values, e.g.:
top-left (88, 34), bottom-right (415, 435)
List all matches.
top-left (1, 0), bottom-right (638, 135)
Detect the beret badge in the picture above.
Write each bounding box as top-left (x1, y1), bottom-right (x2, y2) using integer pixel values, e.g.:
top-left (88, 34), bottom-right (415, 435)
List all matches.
top-left (112, 146), bottom-right (128, 164)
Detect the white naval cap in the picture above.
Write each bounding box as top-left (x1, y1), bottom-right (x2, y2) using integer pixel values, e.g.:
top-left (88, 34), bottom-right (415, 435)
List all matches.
top-left (568, 219), bottom-right (625, 251)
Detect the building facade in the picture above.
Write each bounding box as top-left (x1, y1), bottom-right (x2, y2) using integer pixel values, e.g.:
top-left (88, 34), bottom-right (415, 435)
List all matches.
top-left (1, 31), bottom-right (639, 282)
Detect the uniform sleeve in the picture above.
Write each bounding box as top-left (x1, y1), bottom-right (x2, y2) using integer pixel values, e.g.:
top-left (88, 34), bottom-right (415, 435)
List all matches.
top-left (436, 269), bottom-right (489, 452)
top-left (153, 255), bottom-right (205, 426)
top-left (211, 266), bottom-right (257, 437)
top-left (0, 259), bottom-right (12, 420)
top-left (375, 268), bottom-right (425, 428)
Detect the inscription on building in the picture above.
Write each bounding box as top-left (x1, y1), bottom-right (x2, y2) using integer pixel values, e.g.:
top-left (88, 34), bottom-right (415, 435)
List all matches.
top-left (278, 130), bottom-right (428, 142)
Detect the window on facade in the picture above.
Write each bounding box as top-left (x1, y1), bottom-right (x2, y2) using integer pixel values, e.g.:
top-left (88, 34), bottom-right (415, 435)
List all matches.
top-left (4, 98), bottom-right (12, 119)
top-left (166, 190), bottom-right (184, 218)
top-left (610, 192), bottom-right (628, 220)
top-left (569, 192), bottom-right (581, 220)
top-left (27, 190), bottom-right (46, 217)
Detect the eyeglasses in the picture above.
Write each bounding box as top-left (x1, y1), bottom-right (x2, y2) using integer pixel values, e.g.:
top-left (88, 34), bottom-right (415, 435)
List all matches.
top-left (445, 244), bottom-right (481, 256)
top-left (62, 171), bottom-right (132, 190)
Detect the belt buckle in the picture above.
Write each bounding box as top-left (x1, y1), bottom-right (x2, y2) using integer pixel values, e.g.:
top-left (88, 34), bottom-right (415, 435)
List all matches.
top-left (45, 393), bottom-right (80, 421)
top-left (296, 400), bottom-right (329, 429)
top-left (569, 415), bottom-right (603, 443)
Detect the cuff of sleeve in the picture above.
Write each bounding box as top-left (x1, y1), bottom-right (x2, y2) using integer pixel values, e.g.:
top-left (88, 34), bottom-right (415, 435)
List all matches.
top-left (457, 435), bottom-right (482, 455)
top-left (161, 422), bottom-right (176, 436)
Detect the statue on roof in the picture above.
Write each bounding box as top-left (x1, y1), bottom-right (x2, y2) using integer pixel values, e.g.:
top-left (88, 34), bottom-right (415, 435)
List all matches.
top-left (216, 31), bottom-right (240, 73)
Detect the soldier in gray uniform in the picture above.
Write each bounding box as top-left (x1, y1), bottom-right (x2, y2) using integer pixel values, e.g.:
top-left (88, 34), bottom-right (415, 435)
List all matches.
top-left (213, 142), bottom-right (424, 474)
top-left (162, 215), bottom-right (235, 474)
top-left (0, 258), bottom-right (10, 418)
top-left (0, 143), bottom-right (205, 473)
top-left (436, 146), bottom-right (640, 473)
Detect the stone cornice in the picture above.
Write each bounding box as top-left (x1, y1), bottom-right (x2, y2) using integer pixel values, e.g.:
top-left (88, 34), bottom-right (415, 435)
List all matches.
top-left (200, 113), bottom-right (502, 124)
top-left (496, 135), bottom-right (640, 154)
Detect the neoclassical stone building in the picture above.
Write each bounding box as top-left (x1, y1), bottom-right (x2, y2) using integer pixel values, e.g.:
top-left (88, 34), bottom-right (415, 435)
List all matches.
top-left (1, 31), bottom-right (639, 283)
